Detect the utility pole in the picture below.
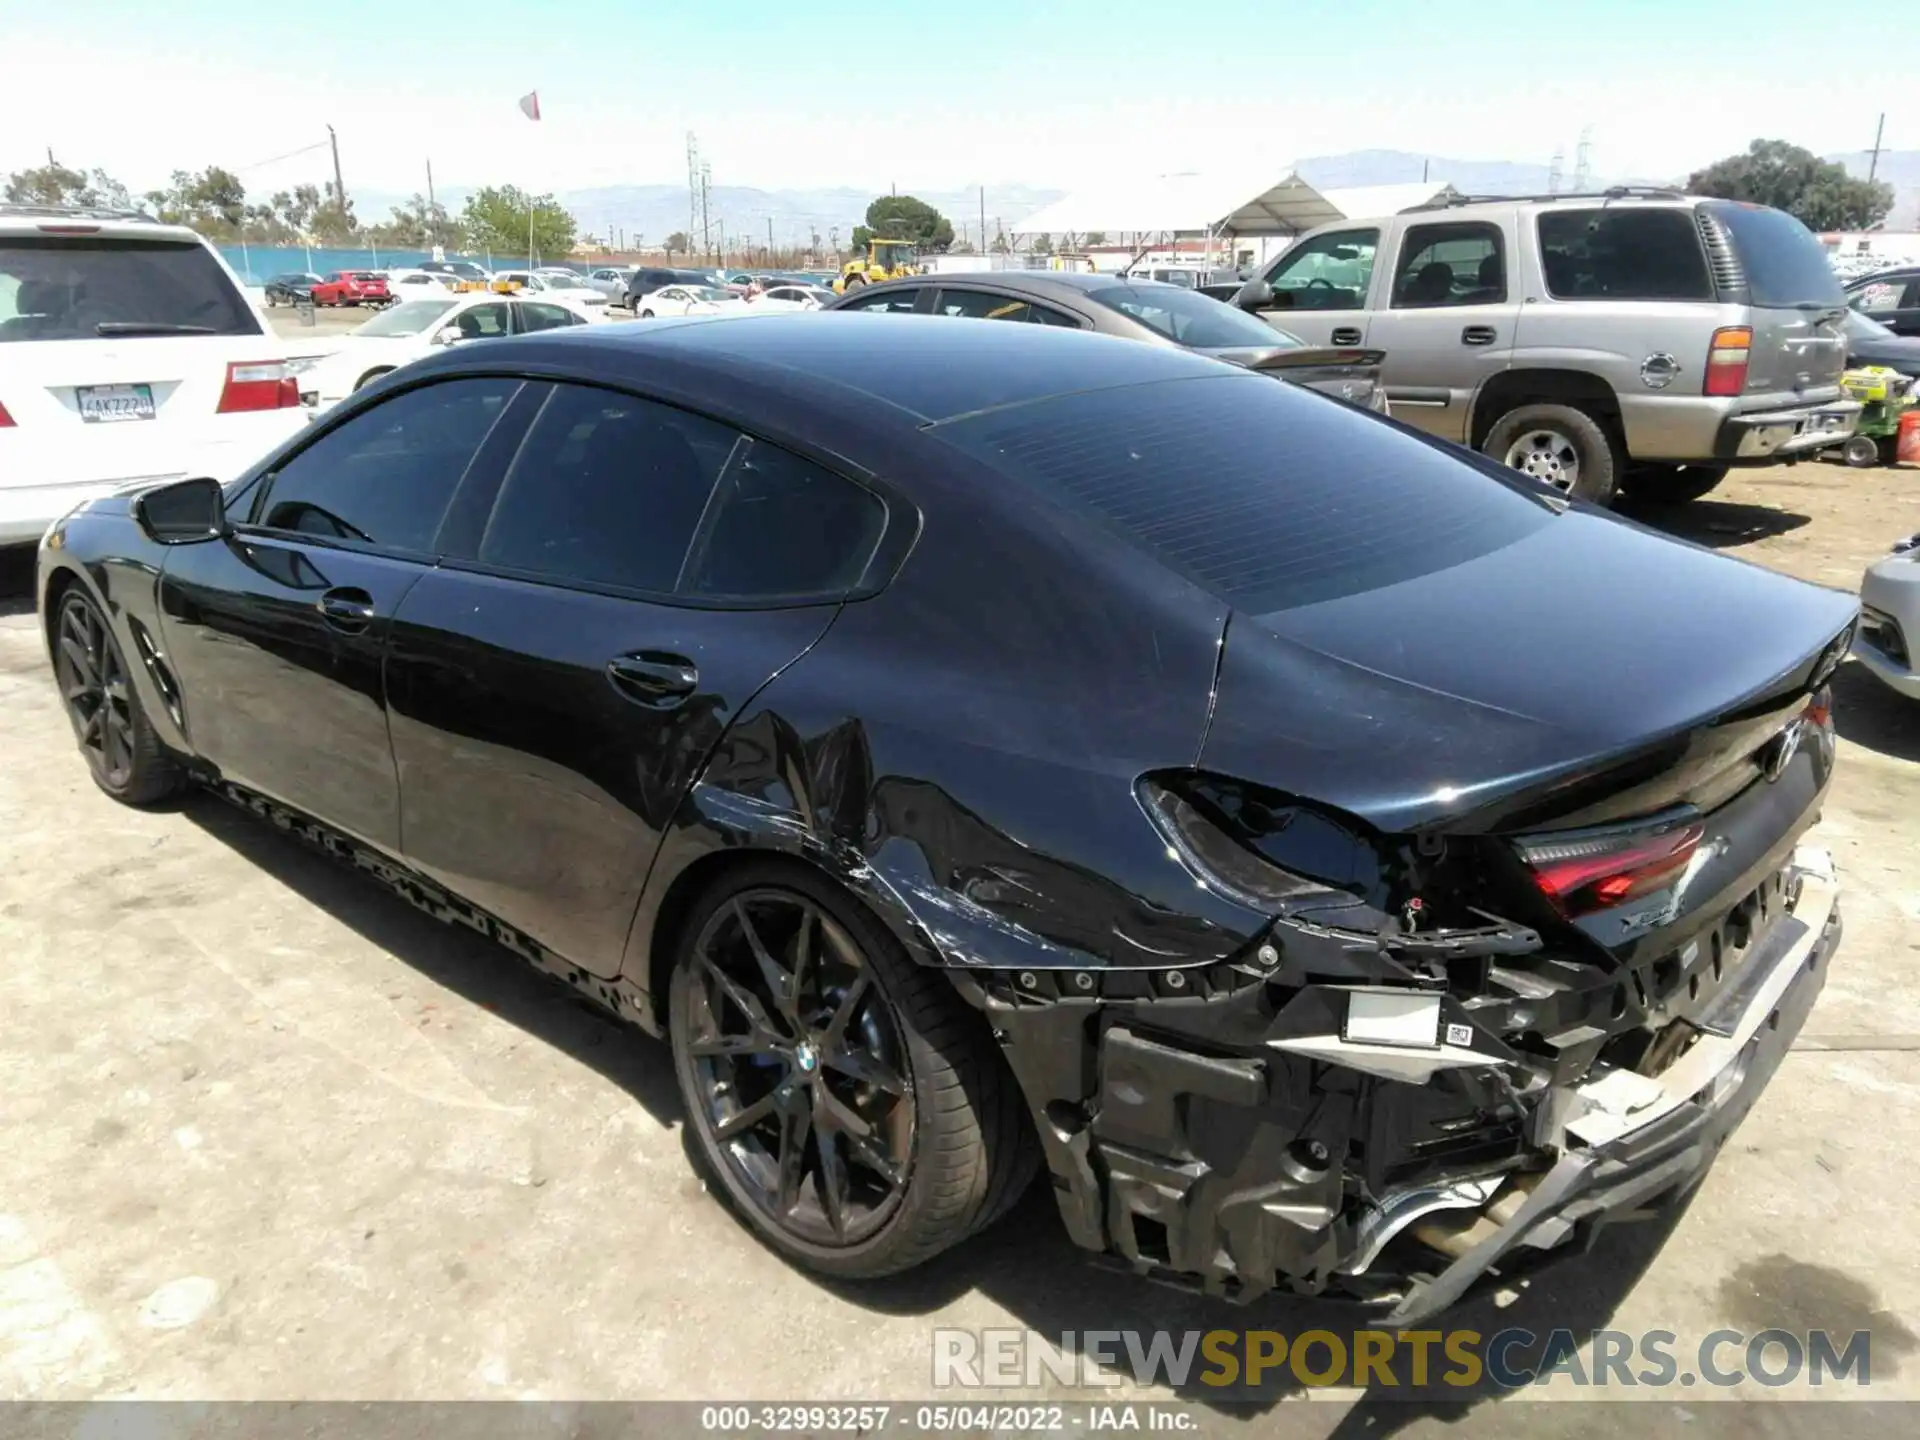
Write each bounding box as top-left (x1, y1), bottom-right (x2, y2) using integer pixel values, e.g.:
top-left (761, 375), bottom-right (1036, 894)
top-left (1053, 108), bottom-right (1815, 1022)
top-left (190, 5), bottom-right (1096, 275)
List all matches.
top-left (1869, 112), bottom-right (1886, 184)
top-left (326, 124), bottom-right (345, 213)
top-left (1421, 157), bottom-right (1429, 183)
top-left (47, 146), bottom-right (56, 166)
top-left (766, 215), bottom-right (774, 258)
top-left (426, 157), bottom-right (435, 210)
top-left (979, 186), bottom-right (986, 257)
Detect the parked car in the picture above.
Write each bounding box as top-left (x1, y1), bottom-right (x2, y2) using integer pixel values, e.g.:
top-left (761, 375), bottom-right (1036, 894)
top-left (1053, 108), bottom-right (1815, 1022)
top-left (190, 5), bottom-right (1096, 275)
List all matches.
top-left (263, 272), bottom-right (323, 306)
top-left (586, 265), bottom-right (636, 299)
top-left (1231, 188), bottom-right (1861, 504)
top-left (489, 270), bottom-right (612, 313)
top-left (385, 269), bottom-right (463, 299)
top-left (1856, 533), bottom-right (1920, 699)
top-left (754, 284), bottom-right (837, 311)
top-left (1846, 268), bottom-right (1920, 337)
top-left (623, 267), bottom-right (724, 310)
top-left (310, 270), bottom-right (392, 307)
top-left (632, 283), bottom-right (746, 318)
top-left (295, 292), bottom-right (597, 410)
top-left (0, 202), bottom-right (307, 548)
top-left (827, 272), bottom-right (1389, 410)
top-left (417, 260), bottom-right (492, 292)
top-left (1842, 308), bottom-right (1920, 378)
top-left (37, 315), bottom-right (1850, 1323)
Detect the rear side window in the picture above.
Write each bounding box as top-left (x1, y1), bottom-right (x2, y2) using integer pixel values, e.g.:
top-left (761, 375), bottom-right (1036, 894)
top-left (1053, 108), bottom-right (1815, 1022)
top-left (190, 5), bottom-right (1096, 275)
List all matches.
top-left (256, 377), bottom-right (519, 552)
top-left (0, 236), bottom-right (259, 343)
top-left (1090, 283), bottom-right (1292, 347)
top-left (1392, 222), bottom-right (1506, 307)
top-left (1537, 209), bottom-right (1712, 301)
top-left (478, 383), bottom-right (737, 593)
top-left (683, 441), bottom-right (886, 601)
top-left (1703, 201), bottom-right (1846, 309)
top-left (933, 372), bottom-right (1554, 614)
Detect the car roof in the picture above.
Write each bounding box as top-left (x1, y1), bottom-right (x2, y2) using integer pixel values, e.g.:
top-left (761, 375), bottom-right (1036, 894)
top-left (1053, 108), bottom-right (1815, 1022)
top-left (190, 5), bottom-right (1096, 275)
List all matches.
top-left (449, 311), bottom-right (1226, 423)
top-left (0, 209), bottom-right (209, 244)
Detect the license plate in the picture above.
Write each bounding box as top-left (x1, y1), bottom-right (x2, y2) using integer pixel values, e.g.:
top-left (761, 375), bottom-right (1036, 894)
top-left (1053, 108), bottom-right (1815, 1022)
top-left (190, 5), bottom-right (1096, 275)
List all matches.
top-left (76, 383), bottom-right (156, 423)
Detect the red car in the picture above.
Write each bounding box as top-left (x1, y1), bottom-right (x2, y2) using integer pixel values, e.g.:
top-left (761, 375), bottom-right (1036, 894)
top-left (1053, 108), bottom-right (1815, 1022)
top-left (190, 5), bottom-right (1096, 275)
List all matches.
top-left (309, 270), bottom-right (391, 307)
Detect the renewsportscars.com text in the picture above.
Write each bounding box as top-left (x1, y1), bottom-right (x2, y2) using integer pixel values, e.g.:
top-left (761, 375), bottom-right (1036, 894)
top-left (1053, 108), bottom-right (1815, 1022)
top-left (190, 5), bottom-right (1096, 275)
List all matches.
top-left (933, 1327), bottom-right (1876, 1391)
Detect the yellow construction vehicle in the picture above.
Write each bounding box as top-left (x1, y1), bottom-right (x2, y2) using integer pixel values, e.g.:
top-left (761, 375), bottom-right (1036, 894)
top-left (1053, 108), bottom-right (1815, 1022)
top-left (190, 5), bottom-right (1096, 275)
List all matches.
top-left (833, 237), bottom-right (920, 293)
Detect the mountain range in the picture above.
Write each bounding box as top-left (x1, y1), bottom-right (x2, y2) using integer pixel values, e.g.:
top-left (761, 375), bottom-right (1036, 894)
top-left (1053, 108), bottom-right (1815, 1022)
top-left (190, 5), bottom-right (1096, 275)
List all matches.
top-left (350, 148), bottom-right (1920, 244)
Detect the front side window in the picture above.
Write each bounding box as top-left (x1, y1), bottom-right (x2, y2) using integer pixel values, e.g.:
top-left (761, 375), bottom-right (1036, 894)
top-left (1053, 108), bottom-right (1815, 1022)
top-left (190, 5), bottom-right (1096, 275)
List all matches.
top-left (1260, 229), bottom-right (1380, 311)
top-left (1391, 222), bottom-right (1505, 307)
top-left (1852, 277), bottom-right (1918, 314)
top-left (683, 441), bottom-right (886, 601)
top-left (1537, 209), bottom-right (1712, 301)
top-left (453, 303), bottom-right (512, 339)
top-left (255, 378), bottom-right (520, 552)
top-left (477, 383), bottom-right (738, 593)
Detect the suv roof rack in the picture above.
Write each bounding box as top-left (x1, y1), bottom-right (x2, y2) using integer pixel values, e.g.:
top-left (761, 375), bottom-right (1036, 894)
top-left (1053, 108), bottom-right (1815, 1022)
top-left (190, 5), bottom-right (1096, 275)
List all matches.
top-left (1399, 185), bottom-right (1688, 214)
top-left (0, 200), bottom-right (159, 223)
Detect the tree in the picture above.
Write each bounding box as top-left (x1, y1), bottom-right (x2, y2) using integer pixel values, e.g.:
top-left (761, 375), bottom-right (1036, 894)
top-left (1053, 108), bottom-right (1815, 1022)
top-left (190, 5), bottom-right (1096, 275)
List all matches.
top-left (4, 162), bottom-right (134, 210)
top-left (665, 230), bottom-right (690, 258)
top-left (1028, 233), bottom-right (1053, 255)
top-left (1687, 140), bottom-right (1893, 232)
top-left (460, 185), bottom-right (577, 260)
top-left (1084, 231), bottom-right (1107, 247)
top-left (144, 167), bottom-right (248, 238)
top-left (861, 194), bottom-right (955, 252)
top-left (990, 232), bottom-right (1010, 254)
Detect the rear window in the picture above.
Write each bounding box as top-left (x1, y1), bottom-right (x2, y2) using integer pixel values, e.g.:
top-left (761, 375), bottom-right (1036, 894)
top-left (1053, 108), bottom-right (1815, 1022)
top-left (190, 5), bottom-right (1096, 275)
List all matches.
top-left (1703, 201), bottom-right (1846, 309)
top-left (1537, 209), bottom-right (1712, 301)
top-left (933, 372), bottom-right (1555, 614)
top-left (1089, 283), bottom-right (1300, 349)
top-left (0, 236), bottom-right (259, 343)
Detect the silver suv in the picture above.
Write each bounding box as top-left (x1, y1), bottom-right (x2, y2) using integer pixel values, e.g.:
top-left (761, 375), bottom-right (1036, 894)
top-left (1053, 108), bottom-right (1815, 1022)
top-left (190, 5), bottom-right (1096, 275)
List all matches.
top-left (1231, 188), bottom-right (1860, 504)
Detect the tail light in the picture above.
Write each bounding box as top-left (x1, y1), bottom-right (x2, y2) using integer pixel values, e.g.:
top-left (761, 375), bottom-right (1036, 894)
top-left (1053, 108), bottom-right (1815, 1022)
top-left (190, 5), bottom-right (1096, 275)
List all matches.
top-left (216, 361), bottom-right (300, 413)
top-left (1705, 326), bottom-right (1752, 397)
top-left (0, 399), bottom-right (13, 428)
top-left (1514, 817), bottom-right (1706, 919)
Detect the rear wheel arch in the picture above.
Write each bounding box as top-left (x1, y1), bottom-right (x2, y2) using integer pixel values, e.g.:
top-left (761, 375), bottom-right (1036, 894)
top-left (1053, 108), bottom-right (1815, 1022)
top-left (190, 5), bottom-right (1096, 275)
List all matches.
top-left (1470, 368), bottom-right (1623, 452)
top-left (39, 564), bottom-right (84, 664)
top-left (354, 367), bottom-right (394, 392)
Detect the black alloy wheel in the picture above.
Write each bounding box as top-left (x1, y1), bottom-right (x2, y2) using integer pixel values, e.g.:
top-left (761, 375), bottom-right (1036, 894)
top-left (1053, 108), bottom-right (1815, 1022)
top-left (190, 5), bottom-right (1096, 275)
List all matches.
top-left (670, 865), bottom-right (1035, 1277)
top-left (680, 888), bottom-right (915, 1247)
top-left (53, 592), bottom-right (183, 805)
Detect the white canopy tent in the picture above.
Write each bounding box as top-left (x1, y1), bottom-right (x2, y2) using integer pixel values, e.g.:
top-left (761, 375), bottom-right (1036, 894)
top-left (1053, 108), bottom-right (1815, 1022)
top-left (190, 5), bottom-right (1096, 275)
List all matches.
top-left (1010, 171), bottom-right (1346, 240)
top-left (1316, 182), bottom-right (1461, 222)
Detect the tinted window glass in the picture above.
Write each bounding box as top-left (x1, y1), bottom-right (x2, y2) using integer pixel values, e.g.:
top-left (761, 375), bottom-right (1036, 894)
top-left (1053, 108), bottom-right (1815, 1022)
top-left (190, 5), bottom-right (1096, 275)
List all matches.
top-left (934, 373), bottom-right (1553, 614)
top-left (453, 302), bottom-right (512, 339)
top-left (519, 301), bottom-right (579, 331)
top-left (838, 288), bottom-right (922, 313)
top-left (257, 378), bottom-right (519, 551)
top-left (0, 237), bottom-right (259, 343)
top-left (1704, 202), bottom-right (1846, 309)
top-left (1537, 209), bottom-right (1712, 301)
top-left (1851, 276), bottom-right (1919, 314)
top-left (1392, 222), bottom-right (1505, 307)
top-left (1260, 229), bottom-right (1379, 311)
top-left (478, 383), bottom-right (737, 592)
top-left (685, 441), bottom-right (885, 600)
top-left (1090, 283), bottom-right (1291, 347)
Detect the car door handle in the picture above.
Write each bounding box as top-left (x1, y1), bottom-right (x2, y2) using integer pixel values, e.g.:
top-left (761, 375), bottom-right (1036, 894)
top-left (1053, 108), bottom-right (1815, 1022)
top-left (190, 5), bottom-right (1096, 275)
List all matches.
top-left (316, 587), bottom-right (376, 631)
top-left (1462, 325), bottom-right (1497, 346)
top-left (1330, 326), bottom-right (1363, 346)
top-left (606, 652), bottom-right (699, 708)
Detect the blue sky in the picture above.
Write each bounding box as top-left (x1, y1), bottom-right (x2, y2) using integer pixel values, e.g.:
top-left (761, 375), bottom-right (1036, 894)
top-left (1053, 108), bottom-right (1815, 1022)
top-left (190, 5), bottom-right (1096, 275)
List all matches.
top-left (2, 0), bottom-right (1908, 205)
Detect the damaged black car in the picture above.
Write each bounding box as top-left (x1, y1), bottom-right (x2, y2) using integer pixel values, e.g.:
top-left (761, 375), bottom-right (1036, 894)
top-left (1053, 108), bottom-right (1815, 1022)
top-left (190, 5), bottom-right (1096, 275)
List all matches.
top-left (37, 314), bottom-right (1853, 1323)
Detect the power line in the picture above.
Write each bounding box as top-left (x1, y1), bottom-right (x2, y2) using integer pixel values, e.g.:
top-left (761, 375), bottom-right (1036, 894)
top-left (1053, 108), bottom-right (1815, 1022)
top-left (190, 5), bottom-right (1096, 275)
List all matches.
top-left (235, 138), bottom-right (332, 175)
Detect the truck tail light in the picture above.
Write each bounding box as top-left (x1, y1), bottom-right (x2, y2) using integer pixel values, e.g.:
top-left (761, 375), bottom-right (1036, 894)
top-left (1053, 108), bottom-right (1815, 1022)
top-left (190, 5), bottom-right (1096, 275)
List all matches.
top-left (1705, 327), bottom-right (1752, 397)
top-left (216, 361), bottom-right (300, 413)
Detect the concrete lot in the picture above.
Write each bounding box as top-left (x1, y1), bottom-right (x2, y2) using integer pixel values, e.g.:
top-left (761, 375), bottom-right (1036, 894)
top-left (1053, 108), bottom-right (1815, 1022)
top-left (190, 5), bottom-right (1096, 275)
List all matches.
top-left (2, 456), bottom-right (1918, 1430)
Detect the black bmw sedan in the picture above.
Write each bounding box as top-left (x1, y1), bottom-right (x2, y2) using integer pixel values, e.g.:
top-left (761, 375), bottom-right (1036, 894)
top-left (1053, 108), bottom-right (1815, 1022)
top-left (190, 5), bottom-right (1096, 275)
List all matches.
top-left (825, 270), bottom-right (1389, 411)
top-left (38, 315), bottom-right (1851, 1322)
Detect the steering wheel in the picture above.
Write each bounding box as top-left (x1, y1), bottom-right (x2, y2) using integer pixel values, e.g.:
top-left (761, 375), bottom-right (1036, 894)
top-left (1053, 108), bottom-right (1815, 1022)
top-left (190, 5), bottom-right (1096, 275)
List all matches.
top-left (1304, 277), bottom-right (1336, 291)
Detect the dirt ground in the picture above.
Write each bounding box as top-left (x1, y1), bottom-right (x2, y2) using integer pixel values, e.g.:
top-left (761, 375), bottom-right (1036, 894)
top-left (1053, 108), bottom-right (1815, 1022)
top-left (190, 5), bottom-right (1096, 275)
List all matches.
top-left (1, 458), bottom-right (1917, 1434)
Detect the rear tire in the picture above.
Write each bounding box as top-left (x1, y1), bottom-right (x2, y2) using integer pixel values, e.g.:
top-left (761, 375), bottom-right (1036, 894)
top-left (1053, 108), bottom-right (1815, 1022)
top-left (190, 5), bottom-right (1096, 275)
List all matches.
top-left (639, 309), bottom-right (654, 319)
top-left (842, 273), bottom-right (866, 291)
top-left (1618, 462), bottom-right (1730, 503)
top-left (1483, 403), bottom-right (1619, 505)
top-left (669, 861), bottom-right (1034, 1279)
top-left (52, 590), bottom-right (187, 808)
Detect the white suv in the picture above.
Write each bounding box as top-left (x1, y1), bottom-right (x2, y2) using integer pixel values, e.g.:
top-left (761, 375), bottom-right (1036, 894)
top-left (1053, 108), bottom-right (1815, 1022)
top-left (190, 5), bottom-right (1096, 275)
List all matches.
top-left (0, 205), bottom-right (308, 546)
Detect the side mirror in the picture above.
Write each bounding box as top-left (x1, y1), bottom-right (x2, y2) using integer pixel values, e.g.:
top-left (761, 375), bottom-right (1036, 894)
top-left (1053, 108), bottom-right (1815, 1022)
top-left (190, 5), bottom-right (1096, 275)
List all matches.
top-left (133, 476), bottom-right (228, 546)
top-left (1236, 279), bottom-right (1275, 311)
top-left (432, 325), bottom-right (463, 347)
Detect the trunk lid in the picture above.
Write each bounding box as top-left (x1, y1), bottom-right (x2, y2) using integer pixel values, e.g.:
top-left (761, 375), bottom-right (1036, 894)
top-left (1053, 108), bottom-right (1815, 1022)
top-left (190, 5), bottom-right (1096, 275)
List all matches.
top-left (1199, 508), bottom-right (1856, 835)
